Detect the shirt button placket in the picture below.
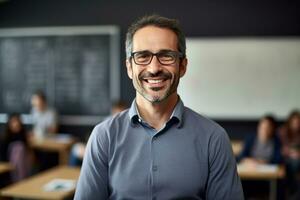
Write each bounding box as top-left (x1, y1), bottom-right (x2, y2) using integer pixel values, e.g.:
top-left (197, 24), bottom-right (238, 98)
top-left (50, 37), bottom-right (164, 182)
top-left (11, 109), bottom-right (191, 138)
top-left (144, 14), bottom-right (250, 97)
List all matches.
top-left (151, 135), bottom-right (158, 199)
top-left (152, 165), bottom-right (158, 172)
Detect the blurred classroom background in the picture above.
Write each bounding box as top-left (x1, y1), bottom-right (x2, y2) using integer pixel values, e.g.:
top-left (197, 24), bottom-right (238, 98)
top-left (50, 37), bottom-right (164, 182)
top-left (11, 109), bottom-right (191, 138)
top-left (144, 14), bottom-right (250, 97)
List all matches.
top-left (0, 0), bottom-right (300, 200)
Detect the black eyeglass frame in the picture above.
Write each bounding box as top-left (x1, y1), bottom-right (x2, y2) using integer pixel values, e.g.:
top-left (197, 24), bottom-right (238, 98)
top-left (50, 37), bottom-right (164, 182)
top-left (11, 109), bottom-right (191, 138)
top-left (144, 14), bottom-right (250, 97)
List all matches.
top-left (130, 50), bottom-right (184, 66)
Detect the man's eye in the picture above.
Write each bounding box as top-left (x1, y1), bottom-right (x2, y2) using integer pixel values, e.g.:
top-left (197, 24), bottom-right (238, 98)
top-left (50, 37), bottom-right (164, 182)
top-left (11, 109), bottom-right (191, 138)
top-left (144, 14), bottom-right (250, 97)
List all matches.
top-left (138, 54), bottom-right (148, 58)
top-left (136, 53), bottom-right (150, 60)
top-left (159, 53), bottom-right (174, 61)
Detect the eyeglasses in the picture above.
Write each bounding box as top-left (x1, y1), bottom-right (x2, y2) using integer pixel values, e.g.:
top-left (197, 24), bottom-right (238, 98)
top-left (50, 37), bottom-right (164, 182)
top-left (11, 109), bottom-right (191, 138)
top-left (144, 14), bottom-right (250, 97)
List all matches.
top-left (131, 50), bottom-right (184, 65)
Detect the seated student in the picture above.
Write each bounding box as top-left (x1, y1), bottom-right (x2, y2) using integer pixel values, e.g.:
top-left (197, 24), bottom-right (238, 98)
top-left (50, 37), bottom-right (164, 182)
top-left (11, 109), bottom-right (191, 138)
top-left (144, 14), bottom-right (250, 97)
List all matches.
top-left (279, 110), bottom-right (300, 198)
top-left (0, 113), bottom-right (31, 182)
top-left (30, 91), bottom-right (58, 139)
top-left (29, 91), bottom-right (59, 171)
top-left (69, 101), bottom-right (128, 166)
top-left (237, 115), bottom-right (283, 199)
top-left (237, 115), bottom-right (282, 165)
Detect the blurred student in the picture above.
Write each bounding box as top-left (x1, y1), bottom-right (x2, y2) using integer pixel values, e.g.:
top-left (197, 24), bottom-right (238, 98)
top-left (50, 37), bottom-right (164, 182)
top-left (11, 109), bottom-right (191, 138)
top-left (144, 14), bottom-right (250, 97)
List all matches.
top-left (30, 91), bottom-right (59, 171)
top-left (279, 110), bottom-right (300, 197)
top-left (30, 91), bottom-right (58, 139)
top-left (237, 115), bottom-right (282, 166)
top-left (69, 101), bottom-right (128, 166)
top-left (0, 113), bottom-right (31, 182)
top-left (237, 115), bottom-right (283, 199)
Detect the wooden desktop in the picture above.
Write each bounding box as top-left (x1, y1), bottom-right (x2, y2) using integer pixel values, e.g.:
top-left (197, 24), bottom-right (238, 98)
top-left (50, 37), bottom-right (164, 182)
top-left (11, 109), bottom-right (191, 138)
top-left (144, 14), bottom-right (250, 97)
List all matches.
top-left (238, 164), bottom-right (285, 200)
top-left (29, 135), bottom-right (76, 165)
top-left (0, 162), bottom-right (12, 175)
top-left (0, 166), bottom-right (80, 200)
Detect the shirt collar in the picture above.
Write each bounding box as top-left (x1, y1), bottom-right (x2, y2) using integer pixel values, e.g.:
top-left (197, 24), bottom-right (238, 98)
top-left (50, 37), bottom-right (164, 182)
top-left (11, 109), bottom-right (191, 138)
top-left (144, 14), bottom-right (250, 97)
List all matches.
top-left (128, 97), bottom-right (184, 128)
top-left (128, 99), bottom-right (139, 125)
top-left (170, 98), bottom-right (184, 128)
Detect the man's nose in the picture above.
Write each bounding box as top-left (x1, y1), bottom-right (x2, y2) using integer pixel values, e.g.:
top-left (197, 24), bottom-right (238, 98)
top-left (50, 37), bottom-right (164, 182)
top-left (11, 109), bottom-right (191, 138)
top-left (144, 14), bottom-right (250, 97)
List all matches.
top-left (147, 55), bottom-right (162, 74)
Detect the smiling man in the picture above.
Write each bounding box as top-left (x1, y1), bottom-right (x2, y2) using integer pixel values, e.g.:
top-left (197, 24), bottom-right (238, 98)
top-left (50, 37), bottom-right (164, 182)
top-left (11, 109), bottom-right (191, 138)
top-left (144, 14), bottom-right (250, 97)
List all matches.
top-left (74, 15), bottom-right (244, 200)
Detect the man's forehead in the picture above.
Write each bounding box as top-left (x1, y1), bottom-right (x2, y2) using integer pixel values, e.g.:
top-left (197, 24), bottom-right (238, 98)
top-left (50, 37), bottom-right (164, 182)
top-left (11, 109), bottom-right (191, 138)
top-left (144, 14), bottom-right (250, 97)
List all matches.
top-left (132, 26), bottom-right (178, 51)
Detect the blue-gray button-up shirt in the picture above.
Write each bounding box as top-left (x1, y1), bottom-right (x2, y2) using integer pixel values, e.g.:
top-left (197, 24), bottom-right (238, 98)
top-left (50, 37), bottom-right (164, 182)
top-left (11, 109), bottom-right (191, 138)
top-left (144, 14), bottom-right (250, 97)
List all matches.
top-left (74, 99), bottom-right (244, 200)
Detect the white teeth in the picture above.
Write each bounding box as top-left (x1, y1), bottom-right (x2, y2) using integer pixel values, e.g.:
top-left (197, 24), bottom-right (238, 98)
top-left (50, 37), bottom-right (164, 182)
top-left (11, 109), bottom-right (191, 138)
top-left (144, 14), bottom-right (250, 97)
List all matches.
top-left (147, 79), bottom-right (163, 84)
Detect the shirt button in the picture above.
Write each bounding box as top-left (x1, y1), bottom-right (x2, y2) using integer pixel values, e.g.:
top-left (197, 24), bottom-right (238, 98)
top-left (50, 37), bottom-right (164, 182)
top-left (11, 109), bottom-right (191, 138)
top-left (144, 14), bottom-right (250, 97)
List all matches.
top-left (152, 165), bottom-right (158, 171)
top-left (138, 118), bottom-right (142, 122)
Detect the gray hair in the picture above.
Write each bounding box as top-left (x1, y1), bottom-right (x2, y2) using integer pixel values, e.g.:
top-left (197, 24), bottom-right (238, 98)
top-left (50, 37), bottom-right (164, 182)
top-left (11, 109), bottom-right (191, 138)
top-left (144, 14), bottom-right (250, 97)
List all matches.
top-left (125, 14), bottom-right (186, 59)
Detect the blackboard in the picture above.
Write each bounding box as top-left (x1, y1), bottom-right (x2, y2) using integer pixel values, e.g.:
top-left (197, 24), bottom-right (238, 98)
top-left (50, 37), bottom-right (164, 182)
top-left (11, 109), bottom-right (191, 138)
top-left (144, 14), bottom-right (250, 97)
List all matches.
top-left (0, 26), bottom-right (120, 124)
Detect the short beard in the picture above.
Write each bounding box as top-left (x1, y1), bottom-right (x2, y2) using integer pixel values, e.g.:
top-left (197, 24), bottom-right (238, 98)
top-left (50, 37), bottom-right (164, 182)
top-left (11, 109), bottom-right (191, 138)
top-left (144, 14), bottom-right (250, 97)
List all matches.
top-left (137, 89), bottom-right (168, 104)
top-left (136, 78), bottom-right (179, 104)
top-left (133, 70), bottom-right (180, 104)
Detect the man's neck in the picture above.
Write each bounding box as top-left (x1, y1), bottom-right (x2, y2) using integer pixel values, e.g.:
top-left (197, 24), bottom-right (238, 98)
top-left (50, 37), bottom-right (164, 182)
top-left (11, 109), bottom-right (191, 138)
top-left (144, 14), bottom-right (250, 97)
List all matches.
top-left (136, 93), bottom-right (178, 130)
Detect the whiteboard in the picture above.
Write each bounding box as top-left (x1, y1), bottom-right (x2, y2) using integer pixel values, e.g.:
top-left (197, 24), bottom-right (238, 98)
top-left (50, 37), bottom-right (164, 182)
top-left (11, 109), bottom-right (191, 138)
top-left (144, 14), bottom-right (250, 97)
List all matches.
top-left (178, 38), bottom-right (300, 119)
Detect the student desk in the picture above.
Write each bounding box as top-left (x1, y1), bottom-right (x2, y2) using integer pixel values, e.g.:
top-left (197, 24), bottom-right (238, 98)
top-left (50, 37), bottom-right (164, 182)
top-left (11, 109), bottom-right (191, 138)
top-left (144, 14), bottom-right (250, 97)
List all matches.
top-left (238, 164), bottom-right (285, 200)
top-left (29, 136), bottom-right (76, 165)
top-left (0, 166), bottom-right (80, 200)
top-left (0, 162), bottom-right (12, 175)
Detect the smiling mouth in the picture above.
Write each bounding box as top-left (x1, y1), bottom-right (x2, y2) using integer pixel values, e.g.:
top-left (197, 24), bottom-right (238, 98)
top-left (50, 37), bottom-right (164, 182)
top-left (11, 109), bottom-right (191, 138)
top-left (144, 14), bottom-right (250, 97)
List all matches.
top-left (142, 78), bottom-right (167, 91)
top-left (146, 79), bottom-right (164, 84)
top-left (143, 78), bottom-right (167, 85)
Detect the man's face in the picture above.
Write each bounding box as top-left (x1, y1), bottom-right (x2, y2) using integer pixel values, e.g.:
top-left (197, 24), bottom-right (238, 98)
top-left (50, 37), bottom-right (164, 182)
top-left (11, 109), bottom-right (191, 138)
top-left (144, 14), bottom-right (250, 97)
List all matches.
top-left (126, 26), bottom-right (187, 103)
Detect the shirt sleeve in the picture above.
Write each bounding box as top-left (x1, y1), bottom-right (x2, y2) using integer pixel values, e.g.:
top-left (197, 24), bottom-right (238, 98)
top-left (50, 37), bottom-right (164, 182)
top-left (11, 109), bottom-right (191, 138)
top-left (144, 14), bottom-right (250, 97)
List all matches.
top-left (74, 124), bottom-right (109, 200)
top-left (206, 128), bottom-right (244, 200)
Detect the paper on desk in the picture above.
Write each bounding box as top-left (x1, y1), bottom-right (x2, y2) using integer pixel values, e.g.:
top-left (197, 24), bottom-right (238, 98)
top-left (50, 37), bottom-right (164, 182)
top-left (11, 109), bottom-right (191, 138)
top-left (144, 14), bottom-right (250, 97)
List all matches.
top-left (43, 178), bottom-right (76, 192)
top-left (238, 164), bottom-right (279, 172)
top-left (49, 134), bottom-right (72, 143)
top-left (256, 164), bottom-right (278, 172)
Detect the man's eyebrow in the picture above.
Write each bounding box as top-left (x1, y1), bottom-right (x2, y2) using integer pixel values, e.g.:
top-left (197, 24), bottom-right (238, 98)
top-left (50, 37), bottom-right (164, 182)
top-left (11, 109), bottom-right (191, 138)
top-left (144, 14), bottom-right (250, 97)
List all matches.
top-left (132, 50), bottom-right (151, 53)
top-left (133, 49), bottom-right (175, 54)
top-left (157, 49), bottom-right (176, 53)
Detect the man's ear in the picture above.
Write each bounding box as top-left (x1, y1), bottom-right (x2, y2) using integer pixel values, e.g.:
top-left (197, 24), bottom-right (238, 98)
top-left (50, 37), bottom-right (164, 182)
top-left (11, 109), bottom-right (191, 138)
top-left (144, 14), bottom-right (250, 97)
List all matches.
top-left (126, 59), bottom-right (133, 80)
top-left (179, 58), bottom-right (187, 77)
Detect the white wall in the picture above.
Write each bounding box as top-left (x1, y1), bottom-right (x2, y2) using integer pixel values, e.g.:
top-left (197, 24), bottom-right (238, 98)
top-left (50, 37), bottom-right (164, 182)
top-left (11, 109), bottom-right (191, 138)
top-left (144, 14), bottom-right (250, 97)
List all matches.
top-left (178, 38), bottom-right (300, 119)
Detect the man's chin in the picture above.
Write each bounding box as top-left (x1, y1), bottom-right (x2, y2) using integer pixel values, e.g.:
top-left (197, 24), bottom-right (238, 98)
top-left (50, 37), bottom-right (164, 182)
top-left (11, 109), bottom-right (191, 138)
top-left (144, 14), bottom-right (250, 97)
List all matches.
top-left (136, 86), bottom-right (173, 104)
top-left (149, 98), bottom-right (163, 104)
top-left (144, 93), bottom-right (168, 104)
